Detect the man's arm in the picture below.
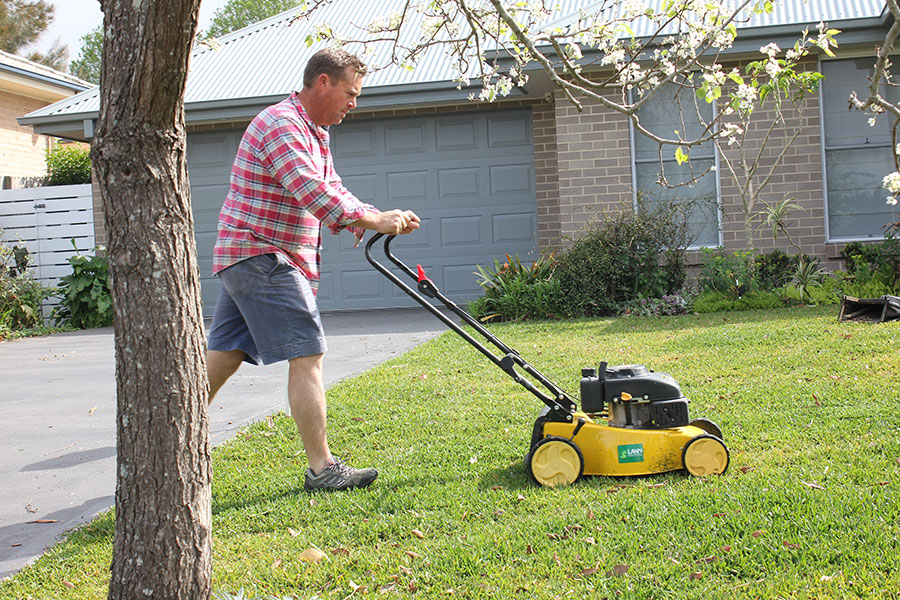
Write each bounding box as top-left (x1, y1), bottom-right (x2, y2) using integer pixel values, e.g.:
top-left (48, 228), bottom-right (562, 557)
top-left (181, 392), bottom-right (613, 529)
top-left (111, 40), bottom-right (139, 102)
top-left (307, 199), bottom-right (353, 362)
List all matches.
top-left (352, 209), bottom-right (421, 235)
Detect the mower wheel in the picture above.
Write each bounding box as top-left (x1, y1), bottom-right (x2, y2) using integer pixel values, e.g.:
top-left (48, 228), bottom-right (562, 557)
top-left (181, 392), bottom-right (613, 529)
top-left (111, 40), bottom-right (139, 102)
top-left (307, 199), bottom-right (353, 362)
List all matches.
top-left (689, 418), bottom-right (724, 439)
top-left (527, 436), bottom-right (584, 487)
top-left (682, 435), bottom-right (729, 477)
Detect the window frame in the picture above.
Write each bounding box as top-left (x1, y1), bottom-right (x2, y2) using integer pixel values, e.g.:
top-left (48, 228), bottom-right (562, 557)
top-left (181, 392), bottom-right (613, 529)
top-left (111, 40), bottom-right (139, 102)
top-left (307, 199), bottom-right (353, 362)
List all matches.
top-left (819, 54), bottom-right (899, 243)
top-left (628, 81), bottom-right (723, 250)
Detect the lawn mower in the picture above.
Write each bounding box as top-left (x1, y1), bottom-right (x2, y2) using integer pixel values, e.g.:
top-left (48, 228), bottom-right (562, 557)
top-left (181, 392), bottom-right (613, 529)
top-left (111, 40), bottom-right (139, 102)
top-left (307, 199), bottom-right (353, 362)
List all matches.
top-left (364, 233), bottom-right (729, 487)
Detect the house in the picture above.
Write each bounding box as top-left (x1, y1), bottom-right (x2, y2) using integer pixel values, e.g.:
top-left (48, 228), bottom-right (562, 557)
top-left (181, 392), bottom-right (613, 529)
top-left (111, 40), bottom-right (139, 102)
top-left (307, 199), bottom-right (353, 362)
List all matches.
top-left (18, 0), bottom-right (897, 314)
top-left (0, 50), bottom-right (90, 188)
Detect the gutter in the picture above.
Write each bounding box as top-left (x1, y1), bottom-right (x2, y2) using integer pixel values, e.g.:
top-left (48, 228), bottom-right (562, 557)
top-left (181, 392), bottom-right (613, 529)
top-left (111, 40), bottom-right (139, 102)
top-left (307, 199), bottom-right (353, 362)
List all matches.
top-left (0, 63), bottom-right (89, 93)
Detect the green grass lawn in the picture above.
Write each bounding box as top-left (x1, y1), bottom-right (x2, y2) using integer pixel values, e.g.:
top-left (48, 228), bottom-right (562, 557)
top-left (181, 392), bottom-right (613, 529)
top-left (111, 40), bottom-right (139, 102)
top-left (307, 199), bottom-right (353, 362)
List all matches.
top-left (3, 307), bottom-right (899, 599)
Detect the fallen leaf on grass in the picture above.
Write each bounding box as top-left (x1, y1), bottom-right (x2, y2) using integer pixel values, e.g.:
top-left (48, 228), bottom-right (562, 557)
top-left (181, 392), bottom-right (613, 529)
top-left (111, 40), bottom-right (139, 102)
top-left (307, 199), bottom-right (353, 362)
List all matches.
top-left (331, 548), bottom-right (350, 556)
top-left (349, 580), bottom-right (368, 594)
top-left (552, 553), bottom-right (561, 566)
top-left (490, 485), bottom-right (503, 491)
top-left (698, 556), bottom-right (718, 564)
top-left (517, 494), bottom-right (525, 501)
top-left (287, 527), bottom-right (301, 537)
top-left (606, 564), bottom-right (629, 577)
top-left (405, 550), bottom-right (422, 559)
top-left (690, 572), bottom-right (703, 580)
top-left (63, 581), bottom-right (75, 589)
top-left (298, 548), bottom-right (326, 563)
top-left (581, 567), bottom-right (598, 577)
top-left (801, 481), bottom-right (825, 490)
top-left (738, 466), bottom-right (755, 474)
top-left (584, 537), bottom-right (596, 545)
top-left (587, 508), bottom-right (595, 520)
top-left (646, 483), bottom-right (665, 489)
top-left (751, 530), bottom-right (764, 538)
top-left (266, 415), bottom-right (275, 429)
top-left (380, 582), bottom-right (397, 593)
top-left (783, 541), bottom-right (801, 550)
top-left (272, 559), bottom-right (282, 569)
top-left (526, 544), bottom-right (534, 554)
top-left (411, 529), bottom-right (425, 539)
top-left (721, 545), bottom-right (732, 553)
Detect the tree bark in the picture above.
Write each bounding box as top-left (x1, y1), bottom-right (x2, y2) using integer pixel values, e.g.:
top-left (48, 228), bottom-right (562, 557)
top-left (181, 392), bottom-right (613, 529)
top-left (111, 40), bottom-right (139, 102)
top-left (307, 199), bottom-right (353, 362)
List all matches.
top-left (92, 1), bottom-right (210, 599)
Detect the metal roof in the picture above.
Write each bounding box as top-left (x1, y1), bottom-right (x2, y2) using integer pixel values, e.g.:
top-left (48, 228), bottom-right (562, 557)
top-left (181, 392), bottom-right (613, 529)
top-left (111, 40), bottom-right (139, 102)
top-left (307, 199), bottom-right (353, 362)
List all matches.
top-left (20, 0), bottom-right (889, 133)
top-left (0, 49), bottom-right (91, 93)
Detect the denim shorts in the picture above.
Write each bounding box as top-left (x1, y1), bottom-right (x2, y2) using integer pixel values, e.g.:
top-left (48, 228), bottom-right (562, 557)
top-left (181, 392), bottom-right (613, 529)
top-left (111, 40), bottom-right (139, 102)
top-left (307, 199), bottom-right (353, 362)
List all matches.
top-left (207, 253), bottom-right (327, 365)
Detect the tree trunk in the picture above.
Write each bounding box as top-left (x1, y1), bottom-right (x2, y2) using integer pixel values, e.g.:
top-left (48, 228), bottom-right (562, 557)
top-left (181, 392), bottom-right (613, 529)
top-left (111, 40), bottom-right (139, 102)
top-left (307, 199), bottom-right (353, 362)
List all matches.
top-left (92, 1), bottom-right (210, 599)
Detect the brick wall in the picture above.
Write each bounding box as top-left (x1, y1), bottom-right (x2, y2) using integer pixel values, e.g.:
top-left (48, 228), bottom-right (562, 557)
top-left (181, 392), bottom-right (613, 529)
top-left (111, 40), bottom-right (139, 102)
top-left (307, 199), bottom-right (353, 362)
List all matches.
top-left (553, 87), bottom-right (634, 248)
top-left (0, 89), bottom-right (54, 178)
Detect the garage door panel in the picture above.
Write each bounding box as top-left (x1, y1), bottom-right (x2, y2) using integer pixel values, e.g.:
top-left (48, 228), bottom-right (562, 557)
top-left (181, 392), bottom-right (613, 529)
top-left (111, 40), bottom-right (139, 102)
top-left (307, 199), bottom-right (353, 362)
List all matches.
top-left (492, 212), bottom-right (535, 244)
top-left (387, 171), bottom-right (428, 201)
top-left (332, 125), bottom-right (377, 158)
top-left (341, 173), bottom-right (378, 203)
top-left (488, 115), bottom-right (532, 147)
top-left (490, 164), bottom-right (533, 195)
top-left (385, 123), bottom-right (428, 154)
top-left (438, 167), bottom-right (480, 198)
top-left (436, 119), bottom-right (479, 150)
top-left (441, 264), bottom-right (482, 296)
top-left (440, 216), bottom-right (483, 246)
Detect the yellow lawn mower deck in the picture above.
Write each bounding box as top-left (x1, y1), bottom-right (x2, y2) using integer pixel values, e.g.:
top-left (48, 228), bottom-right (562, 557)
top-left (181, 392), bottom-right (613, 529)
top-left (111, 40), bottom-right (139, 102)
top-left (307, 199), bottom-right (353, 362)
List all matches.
top-left (366, 233), bottom-right (729, 487)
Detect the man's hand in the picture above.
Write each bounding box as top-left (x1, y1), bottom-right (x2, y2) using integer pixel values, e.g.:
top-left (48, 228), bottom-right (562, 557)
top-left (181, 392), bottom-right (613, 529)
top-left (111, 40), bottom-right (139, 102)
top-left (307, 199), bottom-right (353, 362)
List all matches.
top-left (355, 209), bottom-right (421, 235)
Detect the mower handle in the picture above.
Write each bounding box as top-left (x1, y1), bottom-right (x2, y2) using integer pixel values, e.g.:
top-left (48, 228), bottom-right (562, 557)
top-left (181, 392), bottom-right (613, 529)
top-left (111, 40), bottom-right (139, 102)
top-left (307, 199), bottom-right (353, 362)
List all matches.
top-left (364, 233), bottom-right (577, 416)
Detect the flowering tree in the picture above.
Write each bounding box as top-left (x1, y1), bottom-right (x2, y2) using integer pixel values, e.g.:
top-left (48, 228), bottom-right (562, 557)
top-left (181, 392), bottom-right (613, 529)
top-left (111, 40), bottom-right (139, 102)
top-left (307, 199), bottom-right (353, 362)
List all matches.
top-left (300, 0), bottom-right (838, 248)
top-left (849, 0), bottom-right (900, 209)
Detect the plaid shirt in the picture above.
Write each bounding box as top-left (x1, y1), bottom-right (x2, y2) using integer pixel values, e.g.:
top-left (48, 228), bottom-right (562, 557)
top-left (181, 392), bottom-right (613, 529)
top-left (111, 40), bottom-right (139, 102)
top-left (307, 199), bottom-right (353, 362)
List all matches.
top-left (212, 92), bottom-right (376, 293)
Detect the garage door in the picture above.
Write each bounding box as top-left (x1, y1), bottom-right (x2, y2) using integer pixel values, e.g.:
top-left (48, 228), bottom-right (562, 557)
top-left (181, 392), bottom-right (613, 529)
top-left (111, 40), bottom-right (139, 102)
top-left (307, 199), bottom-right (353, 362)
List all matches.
top-left (187, 109), bottom-right (537, 314)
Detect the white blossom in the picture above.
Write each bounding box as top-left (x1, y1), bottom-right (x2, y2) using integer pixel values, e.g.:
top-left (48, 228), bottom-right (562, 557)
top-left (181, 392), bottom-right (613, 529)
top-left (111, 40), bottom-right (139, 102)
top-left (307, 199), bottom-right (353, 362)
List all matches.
top-left (884, 171), bottom-right (900, 194)
top-left (760, 42), bottom-right (781, 57)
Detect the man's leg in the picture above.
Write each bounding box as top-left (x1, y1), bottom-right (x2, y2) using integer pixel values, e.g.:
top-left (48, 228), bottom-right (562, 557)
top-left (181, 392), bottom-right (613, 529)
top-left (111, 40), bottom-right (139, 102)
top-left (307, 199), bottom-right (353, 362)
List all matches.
top-left (207, 349), bottom-right (246, 402)
top-left (287, 353), bottom-right (331, 475)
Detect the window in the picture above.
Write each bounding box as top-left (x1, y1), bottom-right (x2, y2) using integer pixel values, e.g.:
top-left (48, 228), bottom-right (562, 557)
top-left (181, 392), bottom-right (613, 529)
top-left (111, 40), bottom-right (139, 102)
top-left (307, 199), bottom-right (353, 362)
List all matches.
top-left (821, 58), bottom-right (899, 240)
top-left (631, 81), bottom-right (721, 248)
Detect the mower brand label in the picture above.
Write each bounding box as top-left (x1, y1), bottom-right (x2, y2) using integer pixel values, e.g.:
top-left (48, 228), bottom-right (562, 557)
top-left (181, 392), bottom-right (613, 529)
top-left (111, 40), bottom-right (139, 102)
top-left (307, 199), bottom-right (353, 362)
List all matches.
top-left (618, 444), bottom-right (644, 463)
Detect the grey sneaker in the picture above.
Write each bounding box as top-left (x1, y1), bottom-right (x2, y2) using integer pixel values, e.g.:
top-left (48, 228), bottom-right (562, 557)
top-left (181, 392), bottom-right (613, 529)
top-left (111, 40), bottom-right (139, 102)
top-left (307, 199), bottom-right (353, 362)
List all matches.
top-left (304, 457), bottom-right (378, 491)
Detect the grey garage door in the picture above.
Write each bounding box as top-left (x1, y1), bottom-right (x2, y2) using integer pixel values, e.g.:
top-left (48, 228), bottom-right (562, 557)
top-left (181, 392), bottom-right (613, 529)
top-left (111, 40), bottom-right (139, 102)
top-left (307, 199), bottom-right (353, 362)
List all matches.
top-left (187, 109), bottom-right (538, 315)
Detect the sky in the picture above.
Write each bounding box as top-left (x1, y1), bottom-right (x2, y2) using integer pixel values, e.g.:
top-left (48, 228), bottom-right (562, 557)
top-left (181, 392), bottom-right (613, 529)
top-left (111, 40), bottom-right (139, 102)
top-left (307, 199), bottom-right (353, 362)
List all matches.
top-left (28, 0), bottom-right (231, 64)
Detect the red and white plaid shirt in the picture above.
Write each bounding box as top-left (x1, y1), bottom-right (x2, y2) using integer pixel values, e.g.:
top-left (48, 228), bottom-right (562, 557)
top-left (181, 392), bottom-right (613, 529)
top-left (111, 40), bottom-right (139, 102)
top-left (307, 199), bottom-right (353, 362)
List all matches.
top-left (212, 92), bottom-right (377, 293)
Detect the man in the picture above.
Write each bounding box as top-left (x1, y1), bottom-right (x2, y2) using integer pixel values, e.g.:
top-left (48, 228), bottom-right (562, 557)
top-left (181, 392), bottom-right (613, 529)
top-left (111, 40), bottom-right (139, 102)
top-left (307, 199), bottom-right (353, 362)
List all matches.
top-left (206, 48), bottom-right (420, 492)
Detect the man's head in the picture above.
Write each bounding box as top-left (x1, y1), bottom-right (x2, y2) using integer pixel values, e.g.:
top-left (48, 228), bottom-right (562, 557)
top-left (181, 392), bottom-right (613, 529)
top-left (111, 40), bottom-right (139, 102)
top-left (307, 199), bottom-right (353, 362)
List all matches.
top-left (303, 48), bottom-right (367, 90)
top-left (300, 48), bottom-right (367, 127)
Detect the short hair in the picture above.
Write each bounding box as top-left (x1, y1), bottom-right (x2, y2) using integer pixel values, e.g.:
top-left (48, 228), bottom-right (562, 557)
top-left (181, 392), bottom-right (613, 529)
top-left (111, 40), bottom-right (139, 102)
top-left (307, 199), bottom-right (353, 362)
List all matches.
top-left (303, 48), bottom-right (367, 89)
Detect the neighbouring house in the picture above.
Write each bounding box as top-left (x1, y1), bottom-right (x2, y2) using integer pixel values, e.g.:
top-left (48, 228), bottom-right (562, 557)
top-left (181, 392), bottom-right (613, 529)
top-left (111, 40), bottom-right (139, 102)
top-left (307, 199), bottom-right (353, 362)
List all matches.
top-left (0, 50), bottom-right (90, 188)
top-left (18, 0), bottom-right (898, 314)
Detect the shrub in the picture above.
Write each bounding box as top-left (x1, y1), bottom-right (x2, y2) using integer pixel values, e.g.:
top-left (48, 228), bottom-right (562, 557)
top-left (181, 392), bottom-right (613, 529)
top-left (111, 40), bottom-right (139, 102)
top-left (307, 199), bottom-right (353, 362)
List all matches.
top-left (620, 291), bottom-right (694, 316)
top-left (1, 235), bottom-right (53, 335)
top-left (468, 253), bottom-right (564, 322)
top-left (697, 248), bottom-right (757, 297)
top-left (53, 246), bottom-right (113, 329)
top-left (693, 290), bottom-right (784, 313)
top-left (46, 143), bottom-right (92, 186)
top-left (554, 204), bottom-right (691, 316)
top-left (754, 249), bottom-right (797, 290)
top-left (840, 235), bottom-right (900, 294)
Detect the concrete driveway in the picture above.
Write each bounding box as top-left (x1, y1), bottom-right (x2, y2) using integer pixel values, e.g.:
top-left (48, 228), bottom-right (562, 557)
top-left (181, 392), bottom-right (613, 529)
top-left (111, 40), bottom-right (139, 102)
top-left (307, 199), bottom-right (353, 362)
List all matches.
top-left (0, 307), bottom-right (448, 580)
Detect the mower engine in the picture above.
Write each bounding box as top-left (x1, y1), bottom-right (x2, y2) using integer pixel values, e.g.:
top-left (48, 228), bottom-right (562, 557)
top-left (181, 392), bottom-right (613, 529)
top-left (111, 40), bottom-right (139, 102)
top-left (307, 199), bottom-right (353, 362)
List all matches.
top-left (580, 362), bottom-right (690, 429)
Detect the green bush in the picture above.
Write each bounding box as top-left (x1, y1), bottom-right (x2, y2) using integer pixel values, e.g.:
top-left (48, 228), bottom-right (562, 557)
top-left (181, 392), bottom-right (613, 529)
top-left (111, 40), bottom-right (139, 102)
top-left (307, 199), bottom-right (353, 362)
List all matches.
top-left (693, 289), bottom-right (784, 313)
top-left (468, 253), bottom-right (563, 322)
top-left (840, 235), bottom-right (900, 294)
top-left (45, 143), bottom-right (92, 186)
top-left (53, 246), bottom-right (113, 329)
top-left (554, 205), bottom-right (690, 316)
top-left (1, 235), bottom-right (53, 335)
top-left (754, 249), bottom-right (797, 290)
top-left (697, 248), bottom-right (757, 297)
